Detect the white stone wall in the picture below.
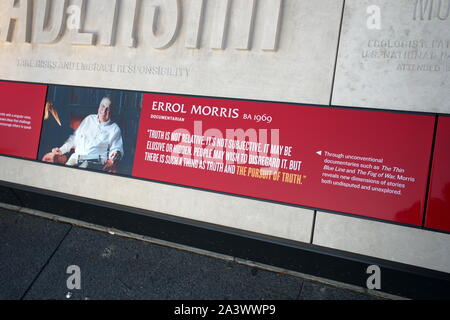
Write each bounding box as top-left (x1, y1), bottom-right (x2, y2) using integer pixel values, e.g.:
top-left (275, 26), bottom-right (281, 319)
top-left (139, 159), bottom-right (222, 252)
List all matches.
top-left (0, 0), bottom-right (449, 273)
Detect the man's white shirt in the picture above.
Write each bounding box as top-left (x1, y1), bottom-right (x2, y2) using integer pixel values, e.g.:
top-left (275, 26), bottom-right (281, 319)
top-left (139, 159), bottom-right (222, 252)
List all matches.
top-left (60, 114), bottom-right (124, 162)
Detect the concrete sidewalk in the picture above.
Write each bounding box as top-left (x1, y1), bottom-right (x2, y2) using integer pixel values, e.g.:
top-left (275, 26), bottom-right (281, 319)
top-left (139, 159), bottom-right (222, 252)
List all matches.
top-left (0, 207), bottom-right (388, 300)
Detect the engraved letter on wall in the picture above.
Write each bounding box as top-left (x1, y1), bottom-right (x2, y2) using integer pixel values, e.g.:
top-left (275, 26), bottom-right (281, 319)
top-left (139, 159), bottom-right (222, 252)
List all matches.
top-left (235, 0), bottom-right (257, 50)
top-left (211, 0), bottom-right (231, 50)
top-left (147, 0), bottom-right (180, 49)
top-left (35, 0), bottom-right (67, 44)
top-left (262, 0), bottom-right (283, 51)
top-left (69, 0), bottom-right (95, 45)
top-left (185, 0), bottom-right (205, 49)
top-left (0, 0), bottom-right (32, 43)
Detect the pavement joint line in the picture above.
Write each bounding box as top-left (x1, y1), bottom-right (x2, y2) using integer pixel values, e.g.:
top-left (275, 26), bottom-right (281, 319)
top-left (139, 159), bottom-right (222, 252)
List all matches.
top-left (296, 280), bottom-right (305, 300)
top-left (3, 202), bottom-right (405, 300)
top-left (19, 223), bottom-right (73, 300)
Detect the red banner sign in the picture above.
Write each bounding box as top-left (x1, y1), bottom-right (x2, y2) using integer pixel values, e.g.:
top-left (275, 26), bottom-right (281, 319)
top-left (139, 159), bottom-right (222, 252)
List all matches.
top-left (0, 82), bottom-right (47, 159)
top-left (425, 116), bottom-right (450, 232)
top-left (132, 93), bottom-right (435, 225)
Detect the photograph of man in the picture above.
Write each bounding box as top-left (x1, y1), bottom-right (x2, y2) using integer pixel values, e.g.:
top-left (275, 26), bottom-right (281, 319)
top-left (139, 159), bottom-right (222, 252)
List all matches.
top-left (43, 97), bottom-right (124, 172)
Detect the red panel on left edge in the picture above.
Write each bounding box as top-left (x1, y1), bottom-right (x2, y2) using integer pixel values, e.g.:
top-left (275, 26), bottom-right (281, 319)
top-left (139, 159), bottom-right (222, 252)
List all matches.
top-left (0, 82), bottom-right (47, 159)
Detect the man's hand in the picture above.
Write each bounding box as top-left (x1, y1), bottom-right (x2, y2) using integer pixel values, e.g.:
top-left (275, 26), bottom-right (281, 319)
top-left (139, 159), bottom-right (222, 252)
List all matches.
top-left (109, 151), bottom-right (121, 162)
top-left (104, 151), bottom-right (121, 173)
top-left (52, 148), bottom-right (63, 155)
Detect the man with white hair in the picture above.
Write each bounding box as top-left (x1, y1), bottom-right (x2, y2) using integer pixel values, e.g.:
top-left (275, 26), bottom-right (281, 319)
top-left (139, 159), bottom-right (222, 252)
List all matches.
top-left (49, 97), bottom-right (124, 170)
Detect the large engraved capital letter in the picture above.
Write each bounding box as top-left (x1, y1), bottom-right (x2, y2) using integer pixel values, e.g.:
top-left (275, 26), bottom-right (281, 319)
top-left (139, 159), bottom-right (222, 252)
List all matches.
top-left (35, 0), bottom-right (67, 44)
top-left (148, 0), bottom-right (180, 49)
top-left (69, 0), bottom-right (95, 45)
top-left (0, 0), bottom-right (32, 43)
top-left (262, 0), bottom-right (282, 51)
top-left (185, 0), bottom-right (206, 49)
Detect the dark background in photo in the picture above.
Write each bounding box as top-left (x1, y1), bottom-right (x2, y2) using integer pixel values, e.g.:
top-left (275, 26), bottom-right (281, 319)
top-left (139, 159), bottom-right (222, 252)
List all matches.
top-left (38, 85), bottom-right (143, 176)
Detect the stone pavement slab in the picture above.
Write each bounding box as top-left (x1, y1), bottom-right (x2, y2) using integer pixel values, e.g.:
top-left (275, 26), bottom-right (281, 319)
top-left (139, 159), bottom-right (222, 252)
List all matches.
top-left (299, 280), bottom-right (380, 300)
top-left (0, 209), bottom-right (384, 300)
top-left (0, 208), bottom-right (71, 300)
top-left (23, 226), bottom-right (305, 300)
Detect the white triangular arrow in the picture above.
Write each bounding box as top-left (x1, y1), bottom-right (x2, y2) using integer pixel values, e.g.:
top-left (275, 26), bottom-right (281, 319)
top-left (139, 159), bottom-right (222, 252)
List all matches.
top-left (316, 151), bottom-right (322, 156)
